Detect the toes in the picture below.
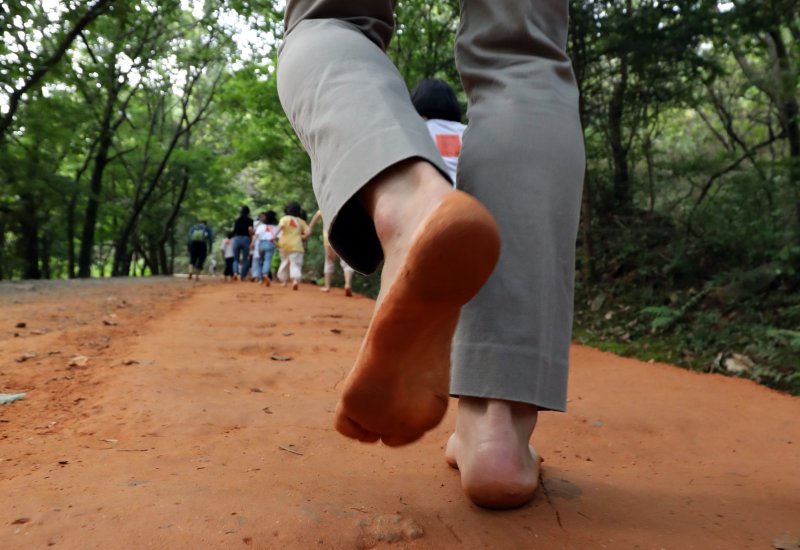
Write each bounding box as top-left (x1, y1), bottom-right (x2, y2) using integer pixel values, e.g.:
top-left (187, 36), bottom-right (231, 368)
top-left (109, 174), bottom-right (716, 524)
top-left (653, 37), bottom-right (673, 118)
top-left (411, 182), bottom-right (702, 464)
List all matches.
top-left (335, 411), bottom-right (380, 443)
top-left (380, 433), bottom-right (422, 447)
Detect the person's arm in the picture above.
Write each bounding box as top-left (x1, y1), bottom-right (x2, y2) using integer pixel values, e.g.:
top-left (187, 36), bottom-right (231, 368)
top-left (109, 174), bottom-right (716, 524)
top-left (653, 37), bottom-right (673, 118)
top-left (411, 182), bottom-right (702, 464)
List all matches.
top-left (306, 210), bottom-right (323, 238)
top-left (300, 219), bottom-right (311, 241)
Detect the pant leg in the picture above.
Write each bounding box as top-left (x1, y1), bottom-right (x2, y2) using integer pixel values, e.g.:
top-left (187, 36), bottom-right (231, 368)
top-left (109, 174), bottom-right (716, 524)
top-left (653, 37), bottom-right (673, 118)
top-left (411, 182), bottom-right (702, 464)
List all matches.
top-left (449, 0), bottom-right (585, 412)
top-left (233, 237), bottom-right (250, 278)
top-left (277, 251), bottom-right (290, 283)
top-left (252, 251), bottom-right (263, 281)
top-left (278, 1), bottom-right (450, 274)
top-left (289, 252), bottom-right (304, 283)
top-left (261, 245), bottom-right (275, 278)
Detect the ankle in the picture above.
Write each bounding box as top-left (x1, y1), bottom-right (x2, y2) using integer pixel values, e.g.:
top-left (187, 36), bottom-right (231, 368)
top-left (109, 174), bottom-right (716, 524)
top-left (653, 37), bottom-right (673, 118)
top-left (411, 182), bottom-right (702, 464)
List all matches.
top-left (359, 160), bottom-right (451, 250)
top-left (456, 397), bottom-right (538, 446)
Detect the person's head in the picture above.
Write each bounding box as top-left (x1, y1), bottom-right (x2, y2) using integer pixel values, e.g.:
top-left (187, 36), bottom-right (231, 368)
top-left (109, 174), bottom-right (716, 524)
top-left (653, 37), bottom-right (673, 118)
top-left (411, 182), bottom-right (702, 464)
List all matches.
top-left (410, 78), bottom-right (462, 123)
top-left (200, 220), bottom-right (208, 226)
top-left (284, 201), bottom-right (302, 217)
top-left (265, 210), bottom-right (279, 225)
top-left (239, 206), bottom-right (250, 218)
top-left (227, 231), bottom-right (234, 239)
top-left (258, 212), bottom-right (267, 223)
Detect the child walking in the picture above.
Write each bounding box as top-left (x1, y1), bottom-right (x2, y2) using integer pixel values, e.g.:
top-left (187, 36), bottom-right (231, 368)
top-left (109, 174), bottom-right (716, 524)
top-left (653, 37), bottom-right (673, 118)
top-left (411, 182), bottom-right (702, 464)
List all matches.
top-left (276, 202), bottom-right (309, 290)
top-left (219, 231), bottom-right (235, 281)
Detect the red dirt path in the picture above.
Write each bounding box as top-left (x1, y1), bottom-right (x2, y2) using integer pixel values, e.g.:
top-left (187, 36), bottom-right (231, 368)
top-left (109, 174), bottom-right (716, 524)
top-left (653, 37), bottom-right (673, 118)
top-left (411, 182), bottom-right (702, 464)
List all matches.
top-left (1, 278), bottom-right (798, 549)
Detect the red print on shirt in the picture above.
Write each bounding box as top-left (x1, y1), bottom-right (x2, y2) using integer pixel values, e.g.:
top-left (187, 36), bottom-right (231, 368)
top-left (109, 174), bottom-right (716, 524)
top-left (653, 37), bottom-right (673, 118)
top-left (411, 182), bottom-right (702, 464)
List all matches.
top-left (435, 134), bottom-right (461, 157)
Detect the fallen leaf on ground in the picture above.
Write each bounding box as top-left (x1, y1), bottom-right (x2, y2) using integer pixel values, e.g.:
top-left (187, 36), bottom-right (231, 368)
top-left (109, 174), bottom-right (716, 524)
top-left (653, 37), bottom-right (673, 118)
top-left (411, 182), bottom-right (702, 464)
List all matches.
top-left (330, 328), bottom-right (342, 334)
top-left (15, 352), bottom-right (37, 363)
top-left (271, 354), bottom-right (291, 362)
top-left (14, 322), bottom-right (26, 328)
top-left (250, 388), bottom-right (263, 393)
top-left (68, 355), bottom-right (89, 368)
top-left (11, 518), bottom-right (30, 525)
top-left (282, 331), bottom-right (294, 336)
top-left (103, 319), bottom-right (118, 326)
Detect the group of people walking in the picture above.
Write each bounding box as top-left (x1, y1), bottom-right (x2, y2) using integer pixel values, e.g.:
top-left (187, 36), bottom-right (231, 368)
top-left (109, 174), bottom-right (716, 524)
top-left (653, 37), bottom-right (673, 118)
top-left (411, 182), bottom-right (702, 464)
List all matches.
top-left (188, 202), bottom-right (354, 293)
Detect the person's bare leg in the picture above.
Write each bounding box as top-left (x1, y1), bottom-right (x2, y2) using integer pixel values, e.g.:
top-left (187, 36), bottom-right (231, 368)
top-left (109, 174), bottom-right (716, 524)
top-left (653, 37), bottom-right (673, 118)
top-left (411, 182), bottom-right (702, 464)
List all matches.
top-left (344, 268), bottom-right (353, 297)
top-left (334, 159), bottom-right (500, 446)
top-left (445, 397), bottom-right (540, 509)
top-left (321, 245), bottom-right (335, 292)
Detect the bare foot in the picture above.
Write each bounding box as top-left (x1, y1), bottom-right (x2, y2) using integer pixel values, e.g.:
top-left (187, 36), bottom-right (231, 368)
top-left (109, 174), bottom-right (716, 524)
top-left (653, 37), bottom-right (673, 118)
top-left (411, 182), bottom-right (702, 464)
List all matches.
top-left (445, 397), bottom-right (541, 509)
top-left (320, 287), bottom-right (331, 293)
top-left (292, 282), bottom-right (299, 291)
top-left (344, 287), bottom-right (353, 297)
top-left (335, 160), bottom-right (500, 446)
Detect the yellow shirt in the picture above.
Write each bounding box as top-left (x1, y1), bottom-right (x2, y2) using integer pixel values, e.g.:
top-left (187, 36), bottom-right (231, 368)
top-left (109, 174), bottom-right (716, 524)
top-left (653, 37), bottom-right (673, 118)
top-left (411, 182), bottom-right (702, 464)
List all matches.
top-left (277, 215), bottom-right (308, 253)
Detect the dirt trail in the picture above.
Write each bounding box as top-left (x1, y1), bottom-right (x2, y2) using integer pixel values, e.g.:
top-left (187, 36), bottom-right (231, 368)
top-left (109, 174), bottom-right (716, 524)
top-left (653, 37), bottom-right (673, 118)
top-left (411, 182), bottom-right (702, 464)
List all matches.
top-left (1, 279), bottom-right (798, 549)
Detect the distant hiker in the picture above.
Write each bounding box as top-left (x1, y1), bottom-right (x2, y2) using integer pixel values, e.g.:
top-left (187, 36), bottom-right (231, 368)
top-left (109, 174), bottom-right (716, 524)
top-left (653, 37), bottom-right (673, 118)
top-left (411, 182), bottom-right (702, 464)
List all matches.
top-left (187, 219), bottom-right (213, 281)
top-left (307, 210), bottom-right (354, 296)
top-left (220, 231), bottom-right (235, 281)
top-left (275, 201), bottom-right (309, 290)
top-left (411, 78), bottom-right (466, 186)
top-left (253, 211), bottom-right (279, 286)
top-left (231, 206), bottom-right (254, 280)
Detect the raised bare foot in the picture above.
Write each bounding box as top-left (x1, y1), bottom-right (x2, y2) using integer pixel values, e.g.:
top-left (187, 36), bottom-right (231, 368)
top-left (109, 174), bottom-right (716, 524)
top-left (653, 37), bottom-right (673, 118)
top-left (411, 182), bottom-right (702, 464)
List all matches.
top-left (344, 287), bottom-right (353, 297)
top-left (445, 397), bottom-right (541, 509)
top-left (334, 160), bottom-right (500, 446)
top-left (292, 282), bottom-right (299, 291)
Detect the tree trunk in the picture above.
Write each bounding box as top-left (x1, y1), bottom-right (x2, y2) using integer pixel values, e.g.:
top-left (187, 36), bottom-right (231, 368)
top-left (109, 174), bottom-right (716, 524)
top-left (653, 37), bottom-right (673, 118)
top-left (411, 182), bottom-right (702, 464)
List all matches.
top-left (769, 30), bottom-right (800, 238)
top-left (608, 55), bottom-right (631, 211)
top-left (0, 218), bottom-right (6, 280)
top-left (40, 232), bottom-right (51, 279)
top-left (66, 192), bottom-right (78, 278)
top-left (19, 193), bottom-right (41, 280)
top-left (77, 91), bottom-right (116, 278)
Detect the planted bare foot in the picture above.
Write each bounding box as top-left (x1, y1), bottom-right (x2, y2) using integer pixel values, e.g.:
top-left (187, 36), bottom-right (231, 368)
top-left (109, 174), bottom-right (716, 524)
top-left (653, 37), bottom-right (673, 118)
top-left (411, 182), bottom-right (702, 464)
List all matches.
top-left (445, 397), bottom-right (541, 509)
top-left (292, 282), bottom-right (299, 291)
top-left (320, 286), bottom-right (331, 293)
top-left (335, 160), bottom-right (501, 446)
top-left (344, 287), bottom-right (353, 297)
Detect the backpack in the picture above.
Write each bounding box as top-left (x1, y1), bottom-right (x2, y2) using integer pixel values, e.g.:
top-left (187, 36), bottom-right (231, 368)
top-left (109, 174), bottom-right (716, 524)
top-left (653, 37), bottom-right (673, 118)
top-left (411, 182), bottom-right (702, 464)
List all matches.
top-left (191, 226), bottom-right (207, 243)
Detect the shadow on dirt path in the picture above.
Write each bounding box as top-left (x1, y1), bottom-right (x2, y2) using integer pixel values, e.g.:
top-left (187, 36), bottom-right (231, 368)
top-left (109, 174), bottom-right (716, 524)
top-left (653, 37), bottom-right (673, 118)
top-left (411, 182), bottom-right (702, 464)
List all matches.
top-left (1, 279), bottom-right (798, 548)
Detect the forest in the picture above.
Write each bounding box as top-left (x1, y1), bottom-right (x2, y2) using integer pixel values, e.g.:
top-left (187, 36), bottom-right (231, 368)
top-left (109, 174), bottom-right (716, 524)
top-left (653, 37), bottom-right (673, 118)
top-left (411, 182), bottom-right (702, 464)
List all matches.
top-left (1, 0), bottom-right (798, 392)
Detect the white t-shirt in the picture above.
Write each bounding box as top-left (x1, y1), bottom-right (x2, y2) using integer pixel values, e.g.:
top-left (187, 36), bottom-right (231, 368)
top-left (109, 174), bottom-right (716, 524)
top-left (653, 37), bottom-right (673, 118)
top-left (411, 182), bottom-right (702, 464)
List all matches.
top-left (425, 118), bottom-right (466, 186)
top-left (220, 238), bottom-right (234, 258)
top-left (255, 223), bottom-right (276, 243)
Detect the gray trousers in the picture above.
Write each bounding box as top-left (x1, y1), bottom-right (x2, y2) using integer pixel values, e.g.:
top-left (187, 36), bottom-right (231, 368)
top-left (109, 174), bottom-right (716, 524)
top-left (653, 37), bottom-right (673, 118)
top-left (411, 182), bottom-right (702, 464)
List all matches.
top-left (277, 0), bottom-right (584, 411)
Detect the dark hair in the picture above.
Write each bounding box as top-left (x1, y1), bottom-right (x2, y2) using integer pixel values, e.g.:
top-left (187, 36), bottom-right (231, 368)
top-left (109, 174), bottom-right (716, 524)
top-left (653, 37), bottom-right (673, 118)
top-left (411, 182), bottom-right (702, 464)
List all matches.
top-left (265, 210), bottom-right (279, 225)
top-left (227, 231), bottom-right (234, 238)
top-left (284, 201), bottom-right (302, 217)
top-left (239, 206), bottom-right (250, 217)
top-left (410, 78), bottom-right (462, 123)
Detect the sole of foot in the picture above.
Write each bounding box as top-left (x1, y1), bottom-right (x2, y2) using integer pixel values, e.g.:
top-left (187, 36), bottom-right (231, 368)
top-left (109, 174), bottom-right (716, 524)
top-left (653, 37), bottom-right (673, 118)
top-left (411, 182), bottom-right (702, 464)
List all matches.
top-left (292, 282), bottom-right (299, 291)
top-left (335, 191), bottom-right (500, 446)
